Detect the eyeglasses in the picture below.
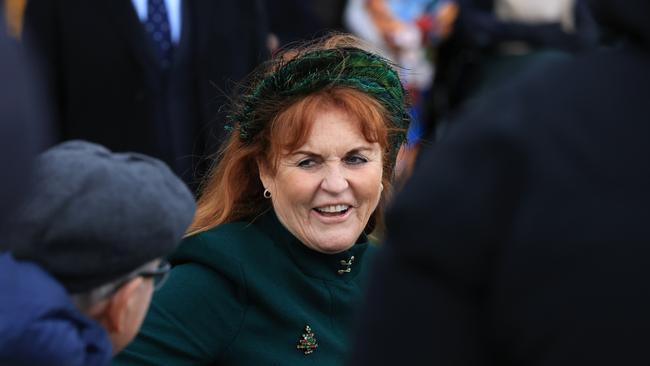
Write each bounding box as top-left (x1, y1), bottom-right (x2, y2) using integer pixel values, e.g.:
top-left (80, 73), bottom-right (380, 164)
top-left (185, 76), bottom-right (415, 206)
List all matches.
top-left (137, 260), bottom-right (171, 291)
top-left (87, 260), bottom-right (173, 305)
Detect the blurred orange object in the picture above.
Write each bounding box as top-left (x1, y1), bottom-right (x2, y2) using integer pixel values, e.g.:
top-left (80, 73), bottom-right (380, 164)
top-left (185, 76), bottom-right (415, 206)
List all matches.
top-left (3, 0), bottom-right (27, 38)
top-left (436, 1), bottom-right (459, 40)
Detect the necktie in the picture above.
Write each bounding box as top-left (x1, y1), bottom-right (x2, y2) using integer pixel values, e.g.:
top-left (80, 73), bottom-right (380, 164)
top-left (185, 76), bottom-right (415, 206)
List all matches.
top-left (144, 0), bottom-right (173, 69)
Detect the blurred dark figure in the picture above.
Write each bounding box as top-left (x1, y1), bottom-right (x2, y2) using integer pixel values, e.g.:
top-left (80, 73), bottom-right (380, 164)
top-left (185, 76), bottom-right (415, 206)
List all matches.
top-left (312, 0), bottom-right (348, 31)
top-left (265, 0), bottom-right (347, 50)
top-left (0, 14), bottom-right (47, 229)
top-left (350, 0), bottom-right (650, 365)
top-left (22, 0), bottom-right (268, 189)
top-left (425, 0), bottom-right (598, 141)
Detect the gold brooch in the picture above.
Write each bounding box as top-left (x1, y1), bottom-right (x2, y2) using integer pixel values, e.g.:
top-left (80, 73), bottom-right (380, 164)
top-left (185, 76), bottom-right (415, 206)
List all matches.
top-left (296, 325), bottom-right (318, 355)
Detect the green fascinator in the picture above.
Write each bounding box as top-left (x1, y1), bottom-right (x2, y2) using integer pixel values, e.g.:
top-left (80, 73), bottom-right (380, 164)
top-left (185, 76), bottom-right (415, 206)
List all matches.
top-left (227, 46), bottom-right (410, 158)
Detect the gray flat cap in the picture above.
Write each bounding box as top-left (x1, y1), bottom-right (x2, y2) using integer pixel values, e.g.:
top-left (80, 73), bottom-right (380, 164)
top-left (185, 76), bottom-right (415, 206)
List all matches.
top-left (5, 140), bottom-right (196, 293)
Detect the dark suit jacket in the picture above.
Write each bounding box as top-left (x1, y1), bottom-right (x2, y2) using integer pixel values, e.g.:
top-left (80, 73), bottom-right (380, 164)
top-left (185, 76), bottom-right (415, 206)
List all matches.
top-left (23, 0), bottom-right (268, 186)
top-left (0, 18), bottom-right (49, 229)
top-left (350, 1), bottom-right (650, 365)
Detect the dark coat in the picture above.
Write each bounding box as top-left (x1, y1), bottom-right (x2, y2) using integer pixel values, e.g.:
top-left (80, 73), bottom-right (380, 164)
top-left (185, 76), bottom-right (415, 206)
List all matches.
top-left (0, 254), bottom-right (112, 366)
top-left (350, 1), bottom-right (650, 365)
top-left (115, 211), bottom-right (375, 365)
top-left (23, 0), bottom-right (268, 185)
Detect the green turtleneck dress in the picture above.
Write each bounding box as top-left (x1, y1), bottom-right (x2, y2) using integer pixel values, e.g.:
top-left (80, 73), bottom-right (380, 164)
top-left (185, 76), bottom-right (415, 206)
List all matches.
top-left (113, 210), bottom-right (377, 366)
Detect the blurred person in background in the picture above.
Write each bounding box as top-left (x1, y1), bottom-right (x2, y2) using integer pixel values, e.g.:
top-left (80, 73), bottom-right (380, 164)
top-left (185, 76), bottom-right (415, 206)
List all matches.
top-left (424, 0), bottom-right (598, 141)
top-left (114, 34), bottom-right (410, 366)
top-left (22, 0), bottom-right (268, 189)
top-left (265, 0), bottom-right (323, 52)
top-left (344, 0), bottom-right (459, 180)
top-left (0, 141), bottom-right (196, 366)
top-left (0, 13), bottom-right (44, 229)
top-left (350, 0), bottom-right (650, 364)
top-left (345, 0), bottom-right (457, 91)
top-left (265, 0), bottom-right (348, 53)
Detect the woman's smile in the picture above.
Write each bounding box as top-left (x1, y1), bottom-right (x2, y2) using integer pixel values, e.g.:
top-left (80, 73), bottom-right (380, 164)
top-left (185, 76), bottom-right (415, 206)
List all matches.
top-left (312, 204), bottom-right (353, 222)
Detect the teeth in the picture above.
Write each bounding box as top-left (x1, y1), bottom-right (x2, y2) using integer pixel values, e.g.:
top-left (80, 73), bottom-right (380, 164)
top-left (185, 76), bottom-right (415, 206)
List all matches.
top-left (316, 204), bottom-right (350, 213)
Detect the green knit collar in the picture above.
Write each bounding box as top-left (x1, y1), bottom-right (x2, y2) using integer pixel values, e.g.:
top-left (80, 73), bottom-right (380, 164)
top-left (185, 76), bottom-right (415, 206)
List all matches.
top-left (252, 209), bottom-right (371, 282)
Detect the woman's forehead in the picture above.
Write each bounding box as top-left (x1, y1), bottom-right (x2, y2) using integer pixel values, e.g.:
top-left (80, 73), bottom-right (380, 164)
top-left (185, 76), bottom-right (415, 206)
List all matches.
top-left (288, 108), bottom-right (375, 148)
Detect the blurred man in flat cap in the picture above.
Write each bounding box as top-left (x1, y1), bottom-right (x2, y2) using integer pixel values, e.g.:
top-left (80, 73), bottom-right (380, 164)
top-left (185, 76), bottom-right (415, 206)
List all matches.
top-left (0, 141), bottom-right (196, 366)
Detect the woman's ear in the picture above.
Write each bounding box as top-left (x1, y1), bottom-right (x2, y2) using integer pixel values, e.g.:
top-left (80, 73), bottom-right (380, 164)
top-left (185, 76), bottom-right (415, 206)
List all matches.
top-left (257, 159), bottom-right (273, 191)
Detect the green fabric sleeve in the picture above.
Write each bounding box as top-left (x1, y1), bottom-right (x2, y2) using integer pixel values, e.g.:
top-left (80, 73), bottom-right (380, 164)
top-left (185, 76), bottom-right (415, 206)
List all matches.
top-left (113, 261), bottom-right (247, 365)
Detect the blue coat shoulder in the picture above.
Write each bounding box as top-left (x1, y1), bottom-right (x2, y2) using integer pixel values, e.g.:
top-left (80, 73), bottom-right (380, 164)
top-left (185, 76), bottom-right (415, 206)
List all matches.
top-left (0, 253), bottom-right (112, 366)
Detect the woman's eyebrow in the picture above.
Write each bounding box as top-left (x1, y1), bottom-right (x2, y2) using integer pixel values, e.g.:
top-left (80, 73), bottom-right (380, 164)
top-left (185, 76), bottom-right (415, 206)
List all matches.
top-left (347, 146), bottom-right (375, 154)
top-left (291, 145), bottom-right (375, 156)
top-left (290, 150), bottom-right (320, 157)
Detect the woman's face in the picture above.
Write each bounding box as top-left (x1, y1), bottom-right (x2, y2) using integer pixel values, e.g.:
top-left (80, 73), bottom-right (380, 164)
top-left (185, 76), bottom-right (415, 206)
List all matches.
top-left (259, 107), bottom-right (384, 254)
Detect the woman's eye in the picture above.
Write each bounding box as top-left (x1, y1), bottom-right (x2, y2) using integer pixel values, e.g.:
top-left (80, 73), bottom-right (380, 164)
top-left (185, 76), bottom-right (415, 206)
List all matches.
top-left (297, 159), bottom-right (318, 168)
top-left (344, 155), bottom-right (368, 165)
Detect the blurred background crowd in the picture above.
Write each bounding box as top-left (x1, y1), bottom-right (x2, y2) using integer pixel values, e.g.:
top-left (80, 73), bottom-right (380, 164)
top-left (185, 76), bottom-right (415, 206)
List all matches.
top-left (2, 0), bottom-right (650, 364)
top-left (1, 0), bottom-right (602, 188)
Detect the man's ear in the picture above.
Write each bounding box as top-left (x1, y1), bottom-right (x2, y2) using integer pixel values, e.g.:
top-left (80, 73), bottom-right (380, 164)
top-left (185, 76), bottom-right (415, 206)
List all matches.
top-left (102, 277), bottom-right (144, 333)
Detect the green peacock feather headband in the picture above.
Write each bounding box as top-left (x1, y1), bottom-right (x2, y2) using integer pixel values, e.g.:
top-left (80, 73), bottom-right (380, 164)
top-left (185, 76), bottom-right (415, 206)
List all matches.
top-left (226, 47), bottom-right (410, 158)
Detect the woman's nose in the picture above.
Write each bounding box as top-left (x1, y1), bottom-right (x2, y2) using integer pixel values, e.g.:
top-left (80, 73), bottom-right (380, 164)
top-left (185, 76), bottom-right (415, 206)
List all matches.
top-left (320, 164), bottom-right (349, 193)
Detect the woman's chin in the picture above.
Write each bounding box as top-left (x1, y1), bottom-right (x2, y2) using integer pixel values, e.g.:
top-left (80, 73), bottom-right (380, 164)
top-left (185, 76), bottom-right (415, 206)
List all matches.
top-left (302, 229), bottom-right (361, 254)
top-left (302, 212), bottom-right (368, 253)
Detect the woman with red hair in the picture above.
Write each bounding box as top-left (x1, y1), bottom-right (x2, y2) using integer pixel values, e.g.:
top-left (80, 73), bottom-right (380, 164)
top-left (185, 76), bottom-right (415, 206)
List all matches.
top-left (115, 34), bottom-right (409, 365)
